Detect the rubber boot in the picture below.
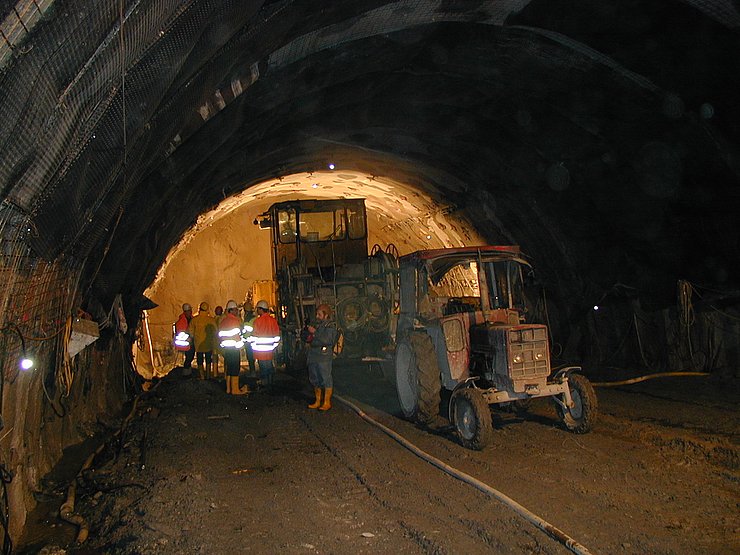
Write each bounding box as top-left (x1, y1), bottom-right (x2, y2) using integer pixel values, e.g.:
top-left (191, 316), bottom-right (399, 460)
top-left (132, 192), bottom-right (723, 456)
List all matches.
top-left (197, 363), bottom-right (205, 380)
top-left (318, 388), bottom-right (333, 411)
top-left (308, 388), bottom-right (322, 409)
top-left (231, 376), bottom-right (249, 395)
top-left (213, 355), bottom-right (219, 377)
top-left (205, 361), bottom-right (212, 380)
top-left (226, 375), bottom-right (232, 394)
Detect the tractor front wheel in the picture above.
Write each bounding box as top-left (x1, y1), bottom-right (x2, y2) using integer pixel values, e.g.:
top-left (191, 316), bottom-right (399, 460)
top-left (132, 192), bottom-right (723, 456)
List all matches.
top-left (555, 373), bottom-right (598, 433)
top-left (453, 388), bottom-right (493, 450)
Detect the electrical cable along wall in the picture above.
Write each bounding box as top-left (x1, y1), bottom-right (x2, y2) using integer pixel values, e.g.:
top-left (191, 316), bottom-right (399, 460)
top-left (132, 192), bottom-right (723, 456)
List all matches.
top-left (0, 198), bottom-right (134, 544)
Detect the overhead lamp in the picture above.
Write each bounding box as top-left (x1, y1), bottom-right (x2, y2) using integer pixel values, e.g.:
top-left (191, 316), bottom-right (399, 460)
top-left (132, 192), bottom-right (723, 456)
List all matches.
top-left (2, 323), bottom-right (34, 371)
top-left (311, 183), bottom-right (319, 189)
top-left (328, 163), bottom-right (335, 170)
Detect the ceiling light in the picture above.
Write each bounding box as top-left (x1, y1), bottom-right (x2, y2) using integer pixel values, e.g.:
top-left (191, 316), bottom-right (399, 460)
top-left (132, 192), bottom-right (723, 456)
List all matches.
top-left (328, 163), bottom-right (335, 170)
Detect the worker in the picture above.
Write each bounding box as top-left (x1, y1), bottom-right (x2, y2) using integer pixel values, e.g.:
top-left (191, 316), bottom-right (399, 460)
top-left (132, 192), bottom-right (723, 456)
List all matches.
top-left (189, 302), bottom-right (217, 380)
top-left (306, 303), bottom-right (338, 410)
top-left (247, 300), bottom-right (280, 391)
top-left (173, 303), bottom-right (195, 376)
top-left (213, 305), bottom-right (224, 377)
top-left (219, 300), bottom-right (249, 395)
top-left (241, 301), bottom-right (257, 376)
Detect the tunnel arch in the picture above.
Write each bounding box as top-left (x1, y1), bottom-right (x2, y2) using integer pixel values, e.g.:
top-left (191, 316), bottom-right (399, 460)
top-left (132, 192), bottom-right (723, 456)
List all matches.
top-left (1, 1), bottom-right (739, 543)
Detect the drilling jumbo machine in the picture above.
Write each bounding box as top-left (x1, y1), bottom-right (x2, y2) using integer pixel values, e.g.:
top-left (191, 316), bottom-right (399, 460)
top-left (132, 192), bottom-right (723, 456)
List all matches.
top-left (253, 198), bottom-right (399, 367)
top-left (393, 246), bottom-right (598, 449)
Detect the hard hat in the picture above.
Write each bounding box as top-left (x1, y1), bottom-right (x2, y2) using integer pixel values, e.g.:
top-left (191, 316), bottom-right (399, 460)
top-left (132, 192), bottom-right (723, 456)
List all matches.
top-left (256, 300), bottom-right (269, 311)
top-left (226, 299), bottom-right (238, 310)
top-left (182, 303), bottom-right (192, 312)
top-left (215, 305), bottom-right (223, 315)
top-left (199, 302), bottom-right (209, 312)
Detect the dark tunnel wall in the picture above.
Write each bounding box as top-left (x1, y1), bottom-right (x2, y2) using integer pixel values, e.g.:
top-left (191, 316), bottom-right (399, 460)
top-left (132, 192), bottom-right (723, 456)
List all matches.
top-left (1, 0), bottom-right (737, 302)
top-left (102, 20), bottom-right (738, 313)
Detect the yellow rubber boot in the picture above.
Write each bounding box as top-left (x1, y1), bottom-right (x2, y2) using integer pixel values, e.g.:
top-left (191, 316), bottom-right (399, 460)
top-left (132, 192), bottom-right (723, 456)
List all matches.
top-left (318, 388), bottom-right (333, 411)
top-left (231, 376), bottom-right (249, 395)
top-left (308, 388), bottom-right (322, 409)
top-left (226, 375), bottom-right (232, 394)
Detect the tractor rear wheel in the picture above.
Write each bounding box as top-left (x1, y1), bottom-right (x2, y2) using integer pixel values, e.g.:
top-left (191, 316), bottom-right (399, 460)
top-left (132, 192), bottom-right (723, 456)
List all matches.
top-left (395, 338), bottom-right (417, 418)
top-left (395, 332), bottom-right (441, 425)
top-left (410, 332), bottom-right (441, 424)
top-left (453, 388), bottom-right (493, 450)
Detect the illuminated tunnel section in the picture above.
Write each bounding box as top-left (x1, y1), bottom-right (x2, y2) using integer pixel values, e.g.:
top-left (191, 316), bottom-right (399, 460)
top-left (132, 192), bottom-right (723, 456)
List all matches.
top-left (137, 169), bottom-right (486, 377)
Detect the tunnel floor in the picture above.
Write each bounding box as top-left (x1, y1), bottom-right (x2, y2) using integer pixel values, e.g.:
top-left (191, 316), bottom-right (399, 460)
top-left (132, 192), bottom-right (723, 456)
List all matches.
top-left (17, 364), bottom-right (739, 554)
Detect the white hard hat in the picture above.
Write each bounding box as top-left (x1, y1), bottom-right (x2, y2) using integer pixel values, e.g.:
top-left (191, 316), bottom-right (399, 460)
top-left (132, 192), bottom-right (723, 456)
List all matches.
top-left (226, 300), bottom-right (238, 310)
top-left (182, 303), bottom-right (192, 311)
top-left (256, 300), bottom-right (269, 310)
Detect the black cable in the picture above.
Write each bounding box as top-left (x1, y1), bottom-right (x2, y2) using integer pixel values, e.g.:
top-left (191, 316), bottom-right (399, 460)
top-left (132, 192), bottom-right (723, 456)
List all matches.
top-left (0, 464), bottom-right (12, 555)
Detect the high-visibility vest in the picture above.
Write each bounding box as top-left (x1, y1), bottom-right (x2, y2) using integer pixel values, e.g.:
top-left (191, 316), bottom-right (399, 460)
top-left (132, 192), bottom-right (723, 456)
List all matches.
top-left (246, 313), bottom-right (280, 360)
top-left (173, 312), bottom-right (191, 351)
top-left (241, 315), bottom-right (256, 343)
top-left (218, 313), bottom-right (244, 349)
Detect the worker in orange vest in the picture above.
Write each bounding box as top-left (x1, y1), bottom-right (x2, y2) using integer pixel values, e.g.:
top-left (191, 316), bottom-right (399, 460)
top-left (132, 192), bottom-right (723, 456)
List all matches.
top-left (219, 300), bottom-right (249, 395)
top-left (246, 300), bottom-right (280, 390)
top-left (213, 305), bottom-right (225, 377)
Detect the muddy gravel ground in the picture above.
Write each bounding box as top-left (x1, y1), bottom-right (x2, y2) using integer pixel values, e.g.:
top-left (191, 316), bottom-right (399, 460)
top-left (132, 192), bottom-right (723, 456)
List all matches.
top-left (18, 363), bottom-right (739, 555)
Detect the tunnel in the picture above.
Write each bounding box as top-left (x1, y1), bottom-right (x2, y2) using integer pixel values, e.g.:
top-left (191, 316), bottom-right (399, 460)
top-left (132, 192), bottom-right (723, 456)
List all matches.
top-left (0, 0), bottom-right (739, 551)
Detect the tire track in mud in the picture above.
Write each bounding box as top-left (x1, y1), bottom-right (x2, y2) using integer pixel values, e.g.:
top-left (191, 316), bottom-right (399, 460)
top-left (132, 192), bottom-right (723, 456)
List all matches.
top-left (595, 413), bottom-right (739, 471)
top-left (295, 407), bottom-right (568, 554)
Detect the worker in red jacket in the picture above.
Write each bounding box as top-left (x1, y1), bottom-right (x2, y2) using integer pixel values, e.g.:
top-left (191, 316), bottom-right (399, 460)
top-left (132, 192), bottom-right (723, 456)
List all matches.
top-left (173, 303), bottom-right (194, 375)
top-left (218, 300), bottom-right (248, 395)
top-left (247, 300), bottom-right (281, 390)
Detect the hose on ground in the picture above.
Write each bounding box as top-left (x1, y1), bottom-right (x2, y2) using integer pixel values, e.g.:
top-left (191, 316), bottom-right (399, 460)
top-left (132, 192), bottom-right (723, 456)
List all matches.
top-left (591, 371), bottom-right (709, 387)
top-left (334, 394), bottom-right (594, 555)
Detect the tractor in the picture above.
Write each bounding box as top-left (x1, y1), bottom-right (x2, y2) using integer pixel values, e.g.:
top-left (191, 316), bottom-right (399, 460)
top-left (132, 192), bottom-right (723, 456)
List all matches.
top-left (393, 246), bottom-right (598, 449)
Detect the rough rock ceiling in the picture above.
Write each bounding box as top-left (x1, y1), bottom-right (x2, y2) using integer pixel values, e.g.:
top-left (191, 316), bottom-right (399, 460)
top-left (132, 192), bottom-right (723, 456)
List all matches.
top-left (1, 0), bottom-right (738, 313)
